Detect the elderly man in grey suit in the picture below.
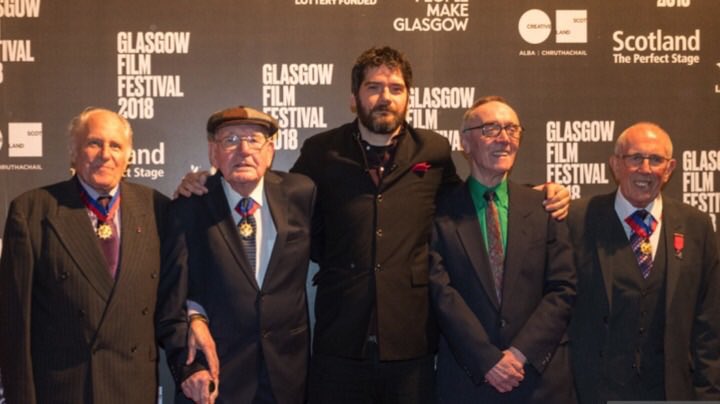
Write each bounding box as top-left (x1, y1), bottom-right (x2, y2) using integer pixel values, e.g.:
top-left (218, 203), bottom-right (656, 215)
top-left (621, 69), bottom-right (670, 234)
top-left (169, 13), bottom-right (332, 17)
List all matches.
top-left (568, 122), bottom-right (720, 402)
top-left (0, 108), bottom-right (175, 403)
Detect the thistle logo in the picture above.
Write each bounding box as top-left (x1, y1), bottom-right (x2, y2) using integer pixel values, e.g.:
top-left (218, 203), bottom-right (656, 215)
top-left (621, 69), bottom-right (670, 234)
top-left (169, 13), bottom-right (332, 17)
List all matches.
top-left (519, 9), bottom-right (587, 44)
top-left (8, 122), bottom-right (42, 157)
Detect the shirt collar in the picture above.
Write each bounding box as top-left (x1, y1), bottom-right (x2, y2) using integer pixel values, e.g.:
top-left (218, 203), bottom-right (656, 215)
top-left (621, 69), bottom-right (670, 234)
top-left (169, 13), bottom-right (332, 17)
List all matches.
top-left (76, 176), bottom-right (120, 200)
top-left (614, 189), bottom-right (663, 223)
top-left (221, 176), bottom-right (265, 210)
top-left (468, 177), bottom-right (509, 208)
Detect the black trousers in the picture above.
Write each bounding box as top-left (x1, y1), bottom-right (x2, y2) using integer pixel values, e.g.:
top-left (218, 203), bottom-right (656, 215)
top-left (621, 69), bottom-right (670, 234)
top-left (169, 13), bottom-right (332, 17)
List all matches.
top-left (308, 342), bottom-right (435, 404)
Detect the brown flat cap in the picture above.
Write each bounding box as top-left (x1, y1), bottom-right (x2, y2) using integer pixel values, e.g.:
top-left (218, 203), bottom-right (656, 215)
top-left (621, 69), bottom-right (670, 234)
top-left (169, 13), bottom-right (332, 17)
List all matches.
top-left (206, 106), bottom-right (279, 136)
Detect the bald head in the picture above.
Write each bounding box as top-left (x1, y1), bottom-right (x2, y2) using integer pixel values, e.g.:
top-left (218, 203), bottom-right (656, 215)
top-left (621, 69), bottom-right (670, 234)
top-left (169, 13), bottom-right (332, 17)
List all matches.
top-left (610, 122), bottom-right (676, 208)
top-left (614, 122), bottom-right (673, 158)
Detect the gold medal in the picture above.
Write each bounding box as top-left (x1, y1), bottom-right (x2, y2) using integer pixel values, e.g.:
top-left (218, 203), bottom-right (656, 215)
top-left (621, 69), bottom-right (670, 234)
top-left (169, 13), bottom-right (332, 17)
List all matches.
top-left (97, 223), bottom-right (113, 240)
top-left (239, 221), bottom-right (254, 238)
top-left (640, 240), bottom-right (652, 255)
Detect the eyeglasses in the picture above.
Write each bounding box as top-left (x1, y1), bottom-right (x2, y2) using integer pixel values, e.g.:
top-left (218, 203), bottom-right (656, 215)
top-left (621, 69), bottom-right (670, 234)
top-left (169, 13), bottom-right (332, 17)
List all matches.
top-left (619, 153), bottom-right (671, 169)
top-left (463, 122), bottom-right (523, 139)
top-left (215, 133), bottom-right (270, 152)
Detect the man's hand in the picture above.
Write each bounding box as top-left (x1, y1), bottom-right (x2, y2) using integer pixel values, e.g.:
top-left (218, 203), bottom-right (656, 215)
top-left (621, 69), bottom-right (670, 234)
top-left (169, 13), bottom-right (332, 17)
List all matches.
top-left (485, 350), bottom-right (525, 393)
top-left (174, 170), bottom-right (211, 198)
top-left (535, 182), bottom-right (570, 221)
top-left (181, 370), bottom-right (218, 404)
top-left (186, 318), bottom-right (219, 382)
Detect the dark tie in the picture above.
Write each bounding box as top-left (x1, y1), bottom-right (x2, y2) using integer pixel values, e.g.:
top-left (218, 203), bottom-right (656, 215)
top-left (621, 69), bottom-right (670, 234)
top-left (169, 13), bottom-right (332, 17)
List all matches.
top-left (625, 209), bottom-right (657, 279)
top-left (484, 190), bottom-right (504, 303)
top-left (97, 196), bottom-right (119, 279)
top-left (235, 198), bottom-right (257, 274)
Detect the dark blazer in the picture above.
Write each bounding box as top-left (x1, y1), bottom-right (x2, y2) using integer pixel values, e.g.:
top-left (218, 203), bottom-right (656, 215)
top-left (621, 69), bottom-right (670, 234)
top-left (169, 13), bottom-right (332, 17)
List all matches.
top-left (0, 177), bottom-right (169, 404)
top-left (568, 192), bottom-right (720, 402)
top-left (429, 181), bottom-right (577, 404)
top-left (291, 120), bottom-right (459, 361)
top-left (159, 171), bottom-right (316, 404)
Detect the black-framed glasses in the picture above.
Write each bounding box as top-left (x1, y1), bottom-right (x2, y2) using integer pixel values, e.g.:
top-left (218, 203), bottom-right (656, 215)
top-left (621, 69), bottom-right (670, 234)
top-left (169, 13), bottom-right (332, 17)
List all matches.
top-left (215, 133), bottom-right (270, 152)
top-left (463, 122), bottom-right (523, 139)
top-left (619, 153), bottom-right (671, 169)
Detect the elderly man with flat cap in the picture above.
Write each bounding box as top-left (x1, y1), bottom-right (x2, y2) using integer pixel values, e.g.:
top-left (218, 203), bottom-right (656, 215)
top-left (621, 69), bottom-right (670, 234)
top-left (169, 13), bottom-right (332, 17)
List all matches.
top-left (158, 106), bottom-right (316, 404)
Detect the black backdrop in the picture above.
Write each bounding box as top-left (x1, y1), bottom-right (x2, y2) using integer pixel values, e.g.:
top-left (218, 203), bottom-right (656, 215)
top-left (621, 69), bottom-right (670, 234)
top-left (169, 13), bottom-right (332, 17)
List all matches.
top-left (1, 0), bottom-right (718, 401)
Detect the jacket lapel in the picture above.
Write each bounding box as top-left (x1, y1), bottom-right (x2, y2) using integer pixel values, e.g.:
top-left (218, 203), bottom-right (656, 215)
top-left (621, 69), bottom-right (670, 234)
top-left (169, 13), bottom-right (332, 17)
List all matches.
top-left (593, 194), bottom-right (633, 309)
top-left (502, 182), bottom-right (533, 307)
top-left (454, 183), bottom-right (501, 310)
top-left (661, 197), bottom-right (683, 313)
top-left (204, 174), bottom-right (259, 290)
top-left (379, 126), bottom-right (417, 190)
top-left (262, 171), bottom-right (287, 287)
top-left (114, 183), bottom-right (147, 291)
top-left (46, 179), bottom-right (114, 301)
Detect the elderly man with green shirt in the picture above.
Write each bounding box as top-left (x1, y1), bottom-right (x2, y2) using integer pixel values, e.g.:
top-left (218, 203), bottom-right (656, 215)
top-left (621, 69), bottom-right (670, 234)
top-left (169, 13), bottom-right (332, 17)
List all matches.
top-left (429, 95), bottom-right (577, 404)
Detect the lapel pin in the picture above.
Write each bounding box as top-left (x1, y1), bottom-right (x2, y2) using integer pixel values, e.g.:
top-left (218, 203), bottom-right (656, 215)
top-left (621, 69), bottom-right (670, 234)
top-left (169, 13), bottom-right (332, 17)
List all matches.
top-left (673, 232), bottom-right (684, 259)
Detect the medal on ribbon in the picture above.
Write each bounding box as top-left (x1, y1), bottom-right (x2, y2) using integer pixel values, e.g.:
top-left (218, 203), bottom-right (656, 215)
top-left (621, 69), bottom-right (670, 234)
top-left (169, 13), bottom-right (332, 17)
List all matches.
top-left (80, 189), bottom-right (121, 240)
top-left (239, 221), bottom-right (254, 238)
top-left (235, 198), bottom-right (258, 239)
top-left (97, 223), bottom-right (114, 239)
top-left (640, 239), bottom-right (652, 255)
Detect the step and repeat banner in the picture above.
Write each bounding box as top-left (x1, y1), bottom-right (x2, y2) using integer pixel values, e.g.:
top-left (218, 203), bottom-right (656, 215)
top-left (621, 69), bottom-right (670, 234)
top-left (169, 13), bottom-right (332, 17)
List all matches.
top-left (1, 0), bottom-right (718, 401)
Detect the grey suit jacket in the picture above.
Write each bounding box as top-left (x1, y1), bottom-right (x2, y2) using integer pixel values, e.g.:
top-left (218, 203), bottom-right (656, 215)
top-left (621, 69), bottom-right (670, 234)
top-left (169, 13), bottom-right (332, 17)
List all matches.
top-left (430, 180), bottom-right (577, 404)
top-left (568, 192), bottom-right (720, 402)
top-left (0, 177), bottom-right (169, 404)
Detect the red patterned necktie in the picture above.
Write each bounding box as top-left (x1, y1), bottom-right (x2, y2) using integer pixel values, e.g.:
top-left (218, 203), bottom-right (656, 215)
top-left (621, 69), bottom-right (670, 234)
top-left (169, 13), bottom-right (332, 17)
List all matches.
top-left (625, 209), bottom-right (657, 279)
top-left (484, 190), bottom-right (504, 303)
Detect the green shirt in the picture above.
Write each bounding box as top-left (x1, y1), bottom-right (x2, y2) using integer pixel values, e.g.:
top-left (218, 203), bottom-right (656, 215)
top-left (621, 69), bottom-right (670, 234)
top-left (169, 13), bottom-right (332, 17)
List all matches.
top-left (468, 177), bottom-right (508, 252)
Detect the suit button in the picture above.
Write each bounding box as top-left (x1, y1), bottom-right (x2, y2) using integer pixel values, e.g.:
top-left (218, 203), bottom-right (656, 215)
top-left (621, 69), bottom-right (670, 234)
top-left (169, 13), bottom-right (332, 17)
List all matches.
top-left (262, 331), bottom-right (270, 339)
top-left (151, 272), bottom-right (158, 279)
top-left (638, 327), bottom-right (645, 335)
top-left (377, 194), bottom-right (383, 202)
top-left (376, 229), bottom-right (383, 237)
top-left (499, 318), bottom-right (507, 328)
top-left (130, 346), bottom-right (138, 353)
top-left (60, 272), bottom-right (69, 280)
top-left (375, 264), bottom-right (382, 272)
top-left (142, 307), bottom-right (149, 315)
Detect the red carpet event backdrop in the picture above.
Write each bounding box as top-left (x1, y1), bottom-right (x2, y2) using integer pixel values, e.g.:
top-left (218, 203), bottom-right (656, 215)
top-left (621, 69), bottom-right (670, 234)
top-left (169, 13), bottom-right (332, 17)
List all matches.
top-left (0, 0), bottom-right (718, 401)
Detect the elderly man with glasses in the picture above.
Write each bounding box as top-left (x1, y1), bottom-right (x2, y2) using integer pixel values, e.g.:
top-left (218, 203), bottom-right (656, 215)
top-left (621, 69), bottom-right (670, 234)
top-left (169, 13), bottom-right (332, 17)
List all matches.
top-left (429, 95), bottom-right (578, 404)
top-left (157, 106), bottom-right (316, 404)
top-left (568, 122), bottom-right (720, 403)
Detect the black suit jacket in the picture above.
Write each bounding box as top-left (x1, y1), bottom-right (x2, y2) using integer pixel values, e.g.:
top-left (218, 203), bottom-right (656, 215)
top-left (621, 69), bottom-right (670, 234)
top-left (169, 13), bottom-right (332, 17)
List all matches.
top-left (0, 178), bottom-right (169, 404)
top-left (429, 181), bottom-right (577, 404)
top-left (568, 192), bottom-right (720, 402)
top-left (291, 120), bottom-right (460, 360)
top-left (158, 171), bottom-right (316, 404)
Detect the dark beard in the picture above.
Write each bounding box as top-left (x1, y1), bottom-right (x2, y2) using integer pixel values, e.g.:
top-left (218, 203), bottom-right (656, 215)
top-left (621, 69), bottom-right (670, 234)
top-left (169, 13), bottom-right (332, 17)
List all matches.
top-left (356, 97), bottom-right (406, 135)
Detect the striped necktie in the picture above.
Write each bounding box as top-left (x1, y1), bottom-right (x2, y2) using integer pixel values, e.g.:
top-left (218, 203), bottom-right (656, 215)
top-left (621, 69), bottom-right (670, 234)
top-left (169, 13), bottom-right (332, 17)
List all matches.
top-left (625, 209), bottom-right (657, 279)
top-left (484, 190), bottom-right (504, 303)
top-left (235, 197), bottom-right (258, 274)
